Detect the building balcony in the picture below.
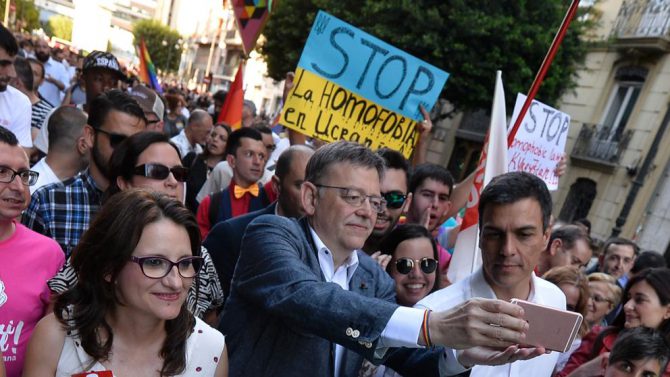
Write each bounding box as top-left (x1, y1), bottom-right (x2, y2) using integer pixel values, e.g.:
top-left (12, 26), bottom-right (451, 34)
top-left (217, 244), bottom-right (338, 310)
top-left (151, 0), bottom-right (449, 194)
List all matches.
top-left (570, 123), bottom-right (632, 173)
top-left (612, 0), bottom-right (670, 52)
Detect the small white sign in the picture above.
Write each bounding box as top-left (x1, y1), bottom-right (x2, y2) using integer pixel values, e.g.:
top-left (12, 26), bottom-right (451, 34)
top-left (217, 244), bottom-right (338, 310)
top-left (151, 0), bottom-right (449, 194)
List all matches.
top-left (508, 93), bottom-right (571, 190)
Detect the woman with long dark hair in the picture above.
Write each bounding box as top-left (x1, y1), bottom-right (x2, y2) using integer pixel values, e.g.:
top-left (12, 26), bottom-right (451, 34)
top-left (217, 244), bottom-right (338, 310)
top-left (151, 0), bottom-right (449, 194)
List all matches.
top-left (556, 267), bottom-right (670, 377)
top-left (23, 190), bottom-right (228, 376)
top-left (182, 123), bottom-right (231, 212)
top-left (381, 224), bottom-right (441, 306)
top-left (47, 132), bottom-right (224, 323)
top-left (359, 224), bottom-right (441, 377)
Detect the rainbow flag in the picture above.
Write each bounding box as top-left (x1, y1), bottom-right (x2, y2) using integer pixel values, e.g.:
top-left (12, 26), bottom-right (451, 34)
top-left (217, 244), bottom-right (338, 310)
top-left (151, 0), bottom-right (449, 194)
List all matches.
top-left (137, 39), bottom-right (162, 94)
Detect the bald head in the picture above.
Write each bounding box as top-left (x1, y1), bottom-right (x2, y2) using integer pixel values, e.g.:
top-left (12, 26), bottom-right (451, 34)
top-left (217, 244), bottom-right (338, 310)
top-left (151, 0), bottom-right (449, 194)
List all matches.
top-left (48, 107), bottom-right (88, 153)
top-left (186, 109), bottom-right (213, 145)
top-left (275, 145), bottom-right (315, 218)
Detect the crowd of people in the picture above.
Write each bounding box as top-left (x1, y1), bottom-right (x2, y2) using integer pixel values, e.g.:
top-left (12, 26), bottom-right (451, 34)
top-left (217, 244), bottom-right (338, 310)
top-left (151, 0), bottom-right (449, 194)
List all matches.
top-left (1, 21), bottom-right (670, 377)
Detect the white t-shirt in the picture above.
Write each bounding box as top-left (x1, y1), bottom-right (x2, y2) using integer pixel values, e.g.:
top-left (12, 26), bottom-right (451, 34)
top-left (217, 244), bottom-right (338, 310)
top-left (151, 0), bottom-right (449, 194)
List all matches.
top-left (0, 86), bottom-right (32, 147)
top-left (30, 157), bottom-right (62, 194)
top-left (38, 57), bottom-right (69, 107)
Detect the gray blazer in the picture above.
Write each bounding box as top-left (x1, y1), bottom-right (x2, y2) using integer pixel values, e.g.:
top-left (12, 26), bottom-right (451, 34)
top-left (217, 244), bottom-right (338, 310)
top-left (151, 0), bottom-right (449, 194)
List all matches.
top-left (219, 215), bottom-right (399, 377)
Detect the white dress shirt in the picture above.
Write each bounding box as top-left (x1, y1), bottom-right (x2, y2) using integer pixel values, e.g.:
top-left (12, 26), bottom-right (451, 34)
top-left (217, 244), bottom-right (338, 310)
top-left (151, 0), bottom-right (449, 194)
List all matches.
top-left (417, 268), bottom-right (566, 377)
top-left (309, 227), bottom-right (425, 377)
top-left (170, 129), bottom-right (203, 159)
top-left (38, 57), bottom-right (69, 107)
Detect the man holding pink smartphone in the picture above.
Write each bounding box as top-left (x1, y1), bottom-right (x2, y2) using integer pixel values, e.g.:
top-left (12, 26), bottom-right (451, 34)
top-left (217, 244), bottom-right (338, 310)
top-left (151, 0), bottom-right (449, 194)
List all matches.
top-left (417, 172), bottom-right (566, 376)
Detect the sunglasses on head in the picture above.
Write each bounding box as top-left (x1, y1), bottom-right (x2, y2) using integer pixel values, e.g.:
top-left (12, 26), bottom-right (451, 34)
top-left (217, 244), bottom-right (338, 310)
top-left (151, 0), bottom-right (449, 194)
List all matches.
top-left (382, 191), bottom-right (407, 209)
top-left (95, 128), bottom-right (127, 148)
top-left (394, 257), bottom-right (438, 275)
top-left (133, 163), bottom-right (189, 182)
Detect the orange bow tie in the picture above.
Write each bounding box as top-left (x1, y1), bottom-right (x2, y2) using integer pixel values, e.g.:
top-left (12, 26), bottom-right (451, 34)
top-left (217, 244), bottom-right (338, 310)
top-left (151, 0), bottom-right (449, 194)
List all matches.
top-left (233, 184), bottom-right (259, 199)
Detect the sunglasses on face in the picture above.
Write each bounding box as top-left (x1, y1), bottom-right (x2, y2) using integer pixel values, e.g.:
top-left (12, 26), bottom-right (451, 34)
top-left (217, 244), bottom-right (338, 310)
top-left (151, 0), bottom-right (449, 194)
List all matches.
top-left (394, 257), bottom-right (438, 275)
top-left (133, 163), bottom-right (189, 182)
top-left (382, 191), bottom-right (407, 209)
top-left (95, 128), bottom-right (127, 148)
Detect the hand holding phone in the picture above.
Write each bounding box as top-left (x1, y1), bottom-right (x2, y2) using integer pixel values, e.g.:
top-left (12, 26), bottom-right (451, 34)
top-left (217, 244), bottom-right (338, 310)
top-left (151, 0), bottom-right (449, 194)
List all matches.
top-left (510, 299), bottom-right (583, 353)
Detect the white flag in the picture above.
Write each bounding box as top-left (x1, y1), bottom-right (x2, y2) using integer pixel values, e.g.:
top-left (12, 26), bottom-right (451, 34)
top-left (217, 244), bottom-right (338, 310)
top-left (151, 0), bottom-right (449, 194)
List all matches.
top-left (447, 71), bottom-right (508, 283)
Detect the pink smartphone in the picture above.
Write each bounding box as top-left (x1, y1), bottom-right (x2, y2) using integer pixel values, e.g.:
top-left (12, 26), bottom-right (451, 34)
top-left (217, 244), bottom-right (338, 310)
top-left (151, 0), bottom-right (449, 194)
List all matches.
top-left (510, 298), bottom-right (583, 353)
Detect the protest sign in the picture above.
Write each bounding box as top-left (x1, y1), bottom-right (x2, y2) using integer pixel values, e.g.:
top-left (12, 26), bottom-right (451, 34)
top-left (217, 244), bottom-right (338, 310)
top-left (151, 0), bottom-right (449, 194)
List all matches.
top-left (507, 93), bottom-right (571, 190)
top-left (281, 10), bottom-right (449, 157)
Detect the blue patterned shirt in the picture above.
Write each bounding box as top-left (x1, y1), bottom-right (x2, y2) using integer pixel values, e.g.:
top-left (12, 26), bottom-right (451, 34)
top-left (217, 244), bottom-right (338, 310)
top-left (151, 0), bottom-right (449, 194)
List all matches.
top-left (22, 169), bottom-right (103, 257)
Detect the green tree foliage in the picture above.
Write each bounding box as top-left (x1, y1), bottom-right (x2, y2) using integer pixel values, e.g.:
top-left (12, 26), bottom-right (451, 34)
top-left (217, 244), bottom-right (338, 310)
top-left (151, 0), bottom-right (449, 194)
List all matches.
top-left (132, 19), bottom-right (183, 73)
top-left (0, 0), bottom-right (40, 32)
top-left (260, 0), bottom-right (590, 112)
top-left (44, 15), bottom-right (72, 41)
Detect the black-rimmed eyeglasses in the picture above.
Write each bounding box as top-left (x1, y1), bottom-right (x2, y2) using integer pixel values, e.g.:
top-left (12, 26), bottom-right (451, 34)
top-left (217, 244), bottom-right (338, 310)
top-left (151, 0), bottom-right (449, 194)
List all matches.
top-left (130, 255), bottom-right (204, 279)
top-left (0, 166), bottom-right (39, 186)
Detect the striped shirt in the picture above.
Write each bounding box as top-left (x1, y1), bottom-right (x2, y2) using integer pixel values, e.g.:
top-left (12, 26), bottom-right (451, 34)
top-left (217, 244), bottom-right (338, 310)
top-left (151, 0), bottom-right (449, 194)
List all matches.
top-left (31, 97), bottom-right (53, 130)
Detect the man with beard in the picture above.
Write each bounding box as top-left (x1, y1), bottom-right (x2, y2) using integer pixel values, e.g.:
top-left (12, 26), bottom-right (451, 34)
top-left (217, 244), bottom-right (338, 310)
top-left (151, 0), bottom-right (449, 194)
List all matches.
top-left (362, 148), bottom-right (412, 255)
top-left (10, 57), bottom-right (53, 145)
top-left (0, 24), bottom-right (32, 148)
top-left (33, 51), bottom-right (125, 155)
top-left (34, 38), bottom-right (68, 107)
top-left (22, 89), bottom-right (145, 256)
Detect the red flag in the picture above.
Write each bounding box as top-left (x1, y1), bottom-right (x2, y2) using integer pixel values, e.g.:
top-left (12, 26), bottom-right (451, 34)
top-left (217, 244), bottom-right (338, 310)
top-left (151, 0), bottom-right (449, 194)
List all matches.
top-left (218, 62), bottom-right (245, 129)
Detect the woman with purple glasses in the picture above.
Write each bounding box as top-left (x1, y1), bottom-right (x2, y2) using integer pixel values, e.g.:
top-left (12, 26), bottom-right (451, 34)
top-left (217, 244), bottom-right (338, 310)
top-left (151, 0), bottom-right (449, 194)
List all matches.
top-left (23, 190), bottom-right (228, 376)
top-left (47, 132), bottom-right (224, 325)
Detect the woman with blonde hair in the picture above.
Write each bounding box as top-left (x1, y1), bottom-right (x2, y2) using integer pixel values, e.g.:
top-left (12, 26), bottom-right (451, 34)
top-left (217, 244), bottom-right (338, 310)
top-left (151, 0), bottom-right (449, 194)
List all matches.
top-left (586, 272), bottom-right (622, 328)
top-left (543, 266), bottom-right (591, 372)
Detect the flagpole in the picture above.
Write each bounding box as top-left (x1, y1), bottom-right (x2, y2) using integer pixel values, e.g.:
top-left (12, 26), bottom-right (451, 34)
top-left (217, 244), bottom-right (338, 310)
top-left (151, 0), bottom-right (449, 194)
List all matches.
top-left (507, 0), bottom-right (581, 146)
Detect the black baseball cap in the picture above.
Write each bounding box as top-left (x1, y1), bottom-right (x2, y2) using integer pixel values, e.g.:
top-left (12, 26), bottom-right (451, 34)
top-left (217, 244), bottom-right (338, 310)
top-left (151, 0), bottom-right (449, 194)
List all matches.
top-left (82, 51), bottom-right (125, 80)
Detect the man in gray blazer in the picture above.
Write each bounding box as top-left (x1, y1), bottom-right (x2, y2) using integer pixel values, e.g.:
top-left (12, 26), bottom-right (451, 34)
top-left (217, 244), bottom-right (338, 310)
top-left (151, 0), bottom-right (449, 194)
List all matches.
top-left (220, 141), bottom-right (537, 377)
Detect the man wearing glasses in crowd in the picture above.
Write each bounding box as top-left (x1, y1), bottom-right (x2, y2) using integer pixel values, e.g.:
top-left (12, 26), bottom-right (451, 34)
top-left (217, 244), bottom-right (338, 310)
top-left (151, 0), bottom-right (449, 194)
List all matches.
top-left (22, 89), bottom-right (146, 256)
top-left (221, 141), bottom-right (540, 377)
top-left (0, 125), bottom-right (63, 377)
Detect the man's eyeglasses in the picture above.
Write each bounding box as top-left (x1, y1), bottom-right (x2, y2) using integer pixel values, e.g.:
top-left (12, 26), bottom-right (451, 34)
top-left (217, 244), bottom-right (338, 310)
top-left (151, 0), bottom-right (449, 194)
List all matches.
top-left (0, 166), bottom-right (39, 186)
top-left (314, 184), bottom-right (386, 213)
top-left (134, 164), bottom-right (189, 182)
top-left (130, 255), bottom-right (204, 279)
top-left (394, 257), bottom-right (438, 275)
top-left (95, 128), bottom-right (127, 148)
top-left (382, 191), bottom-right (407, 210)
